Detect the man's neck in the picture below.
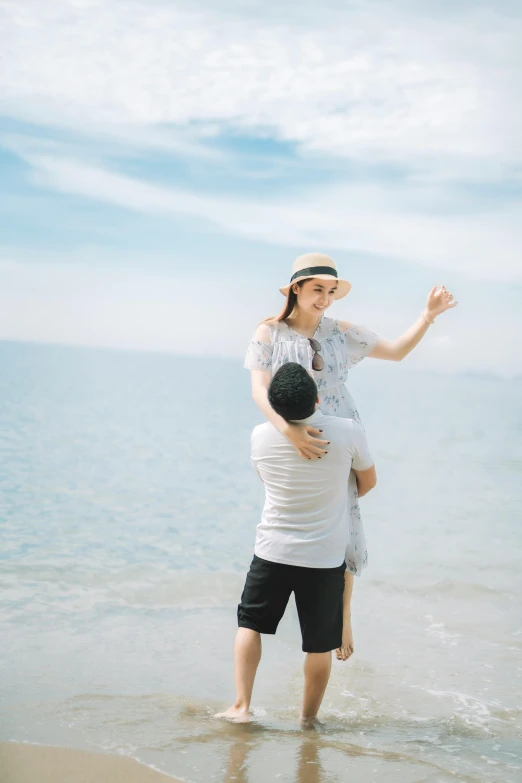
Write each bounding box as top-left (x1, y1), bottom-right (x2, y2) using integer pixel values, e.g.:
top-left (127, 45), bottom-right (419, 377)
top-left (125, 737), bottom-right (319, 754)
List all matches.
top-left (289, 410), bottom-right (320, 425)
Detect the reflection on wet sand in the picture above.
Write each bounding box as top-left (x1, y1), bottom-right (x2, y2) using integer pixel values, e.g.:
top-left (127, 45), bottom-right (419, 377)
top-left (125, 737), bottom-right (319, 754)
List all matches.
top-left (175, 710), bottom-right (455, 782)
top-left (223, 732), bottom-right (250, 783)
top-left (223, 725), bottom-right (327, 783)
top-left (295, 733), bottom-right (326, 783)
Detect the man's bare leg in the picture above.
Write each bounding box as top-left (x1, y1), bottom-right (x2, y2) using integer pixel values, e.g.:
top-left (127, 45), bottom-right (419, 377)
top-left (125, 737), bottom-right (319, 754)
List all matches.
top-left (215, 628), bottom-right (261, 722)
top-left (301, 651), bottom-right (332, 722)
top-left (336, 571), bottom-right (354, 662)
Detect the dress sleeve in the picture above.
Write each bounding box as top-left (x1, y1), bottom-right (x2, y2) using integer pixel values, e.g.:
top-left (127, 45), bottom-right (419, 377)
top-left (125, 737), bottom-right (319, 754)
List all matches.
top-left (343, 325), bottom-right (380, 369)
top-left (244, 339), bottom-right (273, 371)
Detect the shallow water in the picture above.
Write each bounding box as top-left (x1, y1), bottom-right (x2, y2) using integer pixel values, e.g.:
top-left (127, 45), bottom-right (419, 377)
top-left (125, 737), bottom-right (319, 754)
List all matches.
top-left (1, 341), bottom-right (521, 782)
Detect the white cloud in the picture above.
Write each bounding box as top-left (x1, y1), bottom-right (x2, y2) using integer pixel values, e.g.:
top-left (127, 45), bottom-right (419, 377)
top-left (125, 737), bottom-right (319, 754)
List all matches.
top-left (21, 153), bottom-right (522, 282)
top-left (1, 1), bottom-right (521, 297)
top-left (1, 0), bottom-right (521, 179)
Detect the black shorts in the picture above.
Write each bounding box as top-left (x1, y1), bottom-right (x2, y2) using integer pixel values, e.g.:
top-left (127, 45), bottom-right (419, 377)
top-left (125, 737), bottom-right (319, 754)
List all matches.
top-left (237, 555), bottom-right (346, 653)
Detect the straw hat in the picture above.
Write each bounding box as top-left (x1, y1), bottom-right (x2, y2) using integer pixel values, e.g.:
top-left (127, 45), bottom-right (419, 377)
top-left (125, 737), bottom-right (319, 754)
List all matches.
top-left (279, 253), bottom-right (351, 299)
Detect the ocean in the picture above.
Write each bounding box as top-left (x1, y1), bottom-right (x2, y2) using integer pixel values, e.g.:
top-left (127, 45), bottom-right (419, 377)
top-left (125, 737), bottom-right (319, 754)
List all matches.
top-left (1, 340), bottom-right (521, 782)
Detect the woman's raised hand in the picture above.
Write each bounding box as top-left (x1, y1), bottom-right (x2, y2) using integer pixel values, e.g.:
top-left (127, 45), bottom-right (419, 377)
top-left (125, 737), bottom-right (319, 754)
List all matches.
top-left (425, 285), bottom-right (458, 321)
top-left (283, 422), bottom-right (329, 460)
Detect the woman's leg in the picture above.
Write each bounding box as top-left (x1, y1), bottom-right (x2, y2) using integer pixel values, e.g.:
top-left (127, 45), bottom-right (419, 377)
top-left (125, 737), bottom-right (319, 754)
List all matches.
top-left (335, 571), bottom-right (354, 661)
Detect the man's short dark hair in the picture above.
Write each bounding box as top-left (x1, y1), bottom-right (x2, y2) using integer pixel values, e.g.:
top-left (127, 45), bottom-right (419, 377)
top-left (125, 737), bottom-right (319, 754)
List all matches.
top-left (268, 362), bottom-right (318, 421)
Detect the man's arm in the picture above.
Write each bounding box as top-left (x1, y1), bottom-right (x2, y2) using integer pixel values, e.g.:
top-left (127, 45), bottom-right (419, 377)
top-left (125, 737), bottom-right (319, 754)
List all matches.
top-left (350, 421), bottom-right (377, 497)
top-left (251, 430), bottom-right (265, 483)
top-left (251, 459), bottom-right (264, 483)
top-left (352, 464), bottom-right (377, 497)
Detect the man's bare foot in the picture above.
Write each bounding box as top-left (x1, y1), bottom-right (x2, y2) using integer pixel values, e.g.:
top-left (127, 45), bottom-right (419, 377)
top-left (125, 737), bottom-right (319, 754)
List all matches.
top-left (300, 715), bottom-right (323, 730)
top-left (335, 616), bottom-right (354, 661)
top-left (214, 705), bottom-right (253, 723)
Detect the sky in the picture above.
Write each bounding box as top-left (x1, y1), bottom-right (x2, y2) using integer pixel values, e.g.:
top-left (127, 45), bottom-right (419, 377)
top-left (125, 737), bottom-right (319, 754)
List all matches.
top-left (1, 0), bottom-right (521, 375)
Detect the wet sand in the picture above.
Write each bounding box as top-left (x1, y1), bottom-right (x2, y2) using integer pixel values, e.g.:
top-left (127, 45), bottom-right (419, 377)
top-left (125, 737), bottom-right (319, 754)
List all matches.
top-left (0, 742), bottom-right (181, 783)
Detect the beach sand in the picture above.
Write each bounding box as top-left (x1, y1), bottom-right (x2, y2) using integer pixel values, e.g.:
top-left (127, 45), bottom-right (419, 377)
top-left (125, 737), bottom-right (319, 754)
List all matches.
top-left (0, 742), bottom-right (181, 783)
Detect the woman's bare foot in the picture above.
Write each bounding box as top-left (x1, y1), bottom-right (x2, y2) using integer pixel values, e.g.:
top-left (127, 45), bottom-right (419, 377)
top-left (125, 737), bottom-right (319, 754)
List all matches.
top-left (214, 705), bottom-right (253, 723)
top-left (335, 616), bottom-right (354, 661)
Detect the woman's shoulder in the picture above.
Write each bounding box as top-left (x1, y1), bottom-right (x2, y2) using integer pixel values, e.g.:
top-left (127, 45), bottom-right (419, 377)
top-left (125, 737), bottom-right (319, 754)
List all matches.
top-left (323, 317), bottom-right (373, 339)
top-left (253, 318), bottom-right (293, 343)
top-left (335, 319), bottom-right (353, 333)
top-left (253, 322), bottom-right (272, 343)
top-left (320, 316), bottom-right (351, 337)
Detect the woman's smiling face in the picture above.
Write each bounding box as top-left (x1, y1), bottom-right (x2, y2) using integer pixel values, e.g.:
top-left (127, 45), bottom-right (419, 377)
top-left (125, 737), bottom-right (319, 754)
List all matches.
top-left (294, 278), bottom-right (338, 315)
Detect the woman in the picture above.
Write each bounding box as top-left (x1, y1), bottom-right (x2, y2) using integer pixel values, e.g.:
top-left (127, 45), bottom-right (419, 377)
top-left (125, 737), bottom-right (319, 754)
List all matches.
top-left (245, 252), bottom-right (457, 661)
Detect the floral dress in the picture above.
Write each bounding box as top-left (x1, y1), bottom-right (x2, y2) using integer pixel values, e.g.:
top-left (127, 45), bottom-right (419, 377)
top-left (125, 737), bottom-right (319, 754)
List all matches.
top-left (245, 316), bottom-right (379, 576)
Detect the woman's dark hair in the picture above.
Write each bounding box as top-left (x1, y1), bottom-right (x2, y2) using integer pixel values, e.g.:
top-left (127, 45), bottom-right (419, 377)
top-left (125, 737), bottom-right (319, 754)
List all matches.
top-left (268, 362), bottom-right (318, 421)
top-left (264, 278), bottom-right (311, 324)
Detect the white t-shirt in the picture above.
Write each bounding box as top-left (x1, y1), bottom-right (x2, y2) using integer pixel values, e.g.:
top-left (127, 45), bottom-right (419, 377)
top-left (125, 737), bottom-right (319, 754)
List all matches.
top-left (251, 410), bottom-right (373, 569)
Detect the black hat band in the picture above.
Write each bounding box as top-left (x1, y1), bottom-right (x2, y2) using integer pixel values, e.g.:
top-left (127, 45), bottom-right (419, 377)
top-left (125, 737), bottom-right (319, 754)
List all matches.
top-left (290, 266), bottom-right (338, 283)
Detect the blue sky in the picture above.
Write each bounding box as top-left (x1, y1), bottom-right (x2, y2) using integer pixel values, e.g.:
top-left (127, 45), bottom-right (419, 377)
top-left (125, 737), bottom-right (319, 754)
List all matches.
top-left (1, 0), bottom-right (521, 374)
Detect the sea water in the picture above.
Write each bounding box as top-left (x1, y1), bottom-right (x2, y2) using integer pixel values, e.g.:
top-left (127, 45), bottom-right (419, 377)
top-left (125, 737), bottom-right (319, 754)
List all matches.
top-left (1, 341), bottom-right (521, 782)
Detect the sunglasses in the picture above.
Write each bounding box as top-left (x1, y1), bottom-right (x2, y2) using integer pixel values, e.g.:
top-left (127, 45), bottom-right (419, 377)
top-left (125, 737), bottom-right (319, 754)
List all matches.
top-left (309, 338), bottom-right (324, 371)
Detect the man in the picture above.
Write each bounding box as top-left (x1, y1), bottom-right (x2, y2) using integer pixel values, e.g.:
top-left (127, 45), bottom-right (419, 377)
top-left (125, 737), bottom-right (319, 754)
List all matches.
top-left (216, 362), bottom-right (376, 723)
